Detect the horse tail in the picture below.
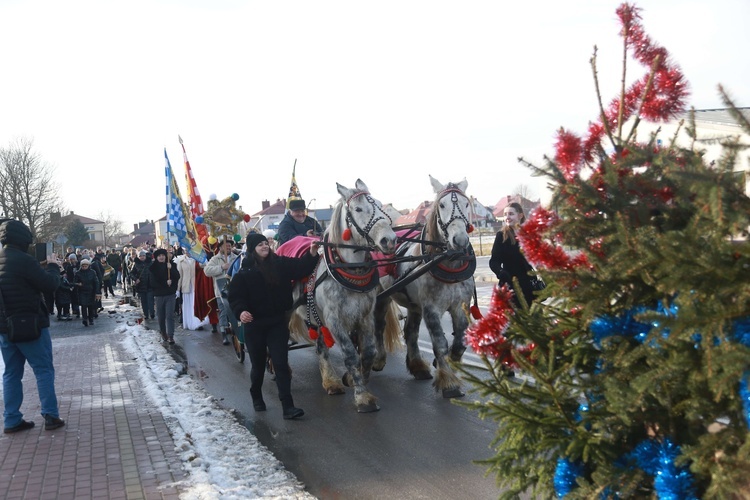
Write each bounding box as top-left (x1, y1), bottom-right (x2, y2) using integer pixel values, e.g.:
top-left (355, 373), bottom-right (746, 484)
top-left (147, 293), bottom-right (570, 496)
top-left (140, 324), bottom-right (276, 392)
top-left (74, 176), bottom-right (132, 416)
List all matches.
top-left (383, 300), bottom-right (403, 353)
top-left (288, 310), bottom-right (311, 345)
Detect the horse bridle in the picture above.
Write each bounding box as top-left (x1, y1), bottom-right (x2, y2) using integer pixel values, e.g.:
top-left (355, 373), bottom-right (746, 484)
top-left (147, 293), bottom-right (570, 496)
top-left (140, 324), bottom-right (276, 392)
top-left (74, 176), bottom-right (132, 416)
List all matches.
top-left (345, 191), bottom-right (393, 248)
top-left (436, 184), bottom-right (471, 240)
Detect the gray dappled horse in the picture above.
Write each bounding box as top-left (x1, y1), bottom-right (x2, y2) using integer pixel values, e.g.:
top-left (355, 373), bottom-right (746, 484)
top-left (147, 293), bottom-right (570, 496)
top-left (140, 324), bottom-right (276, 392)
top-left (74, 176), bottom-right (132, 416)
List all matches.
top-left (374, 176), bottom-right (476, 398)
top-left (289, 179), bottom-right (399, 413)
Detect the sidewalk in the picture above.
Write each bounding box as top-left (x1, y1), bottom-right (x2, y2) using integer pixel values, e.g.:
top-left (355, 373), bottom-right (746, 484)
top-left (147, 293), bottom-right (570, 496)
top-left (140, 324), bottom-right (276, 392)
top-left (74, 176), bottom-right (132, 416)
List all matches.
top-left (0, 294), bottom-right (186, 500)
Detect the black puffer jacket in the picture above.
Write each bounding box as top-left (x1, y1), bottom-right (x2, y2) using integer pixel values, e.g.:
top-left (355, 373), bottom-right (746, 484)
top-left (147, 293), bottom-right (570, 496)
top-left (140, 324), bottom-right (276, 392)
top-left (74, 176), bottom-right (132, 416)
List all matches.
top-left (0, 220), bottom-right (61, 333)
top-left (74, 267), bottom-right (100, 306)
top-left (228, 252), bottom-right (317, 326)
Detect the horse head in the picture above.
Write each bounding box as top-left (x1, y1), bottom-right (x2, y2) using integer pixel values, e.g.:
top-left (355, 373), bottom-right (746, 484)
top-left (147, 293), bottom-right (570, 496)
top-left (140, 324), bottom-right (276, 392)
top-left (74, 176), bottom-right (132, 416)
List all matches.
top-left (426, 175), bottom-right (471, 251)
top-left (334, 179), bottom-right (397, 254)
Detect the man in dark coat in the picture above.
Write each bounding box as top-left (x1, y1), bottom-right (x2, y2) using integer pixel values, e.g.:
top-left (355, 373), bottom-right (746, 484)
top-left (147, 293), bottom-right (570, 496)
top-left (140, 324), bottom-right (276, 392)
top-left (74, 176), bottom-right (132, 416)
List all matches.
top-left (0, 219), bottom-right (65, 433)
top-left (277, 199), bottom-right (323, 245)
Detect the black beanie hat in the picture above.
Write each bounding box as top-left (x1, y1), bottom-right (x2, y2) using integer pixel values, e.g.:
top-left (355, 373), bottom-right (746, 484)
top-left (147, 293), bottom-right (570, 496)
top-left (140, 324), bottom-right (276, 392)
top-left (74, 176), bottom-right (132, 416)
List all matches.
top-left (153, 248), bottom-right (168, 259)
top-left (0, 219), bottom-right (33, 247)
top-left (246, 232), bottom-right (268, 251)
top-left (288, 199), bottom-right (306, 211)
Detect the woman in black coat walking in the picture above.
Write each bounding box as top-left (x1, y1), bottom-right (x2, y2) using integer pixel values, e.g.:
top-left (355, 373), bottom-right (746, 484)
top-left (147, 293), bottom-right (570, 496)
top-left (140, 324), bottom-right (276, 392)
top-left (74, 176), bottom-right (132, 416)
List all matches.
top-left (146, 248), bottom-right (180, 344)
top-left (74, 259), bottom-right (100, 326)
top-left (228, 233), bottom-right (319, 420)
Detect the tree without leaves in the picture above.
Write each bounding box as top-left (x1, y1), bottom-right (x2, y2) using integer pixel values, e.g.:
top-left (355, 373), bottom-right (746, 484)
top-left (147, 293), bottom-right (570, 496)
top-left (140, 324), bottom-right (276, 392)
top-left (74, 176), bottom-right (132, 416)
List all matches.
top-left (97, 211), bottom-right (125, 248)
top-left (0, 137), bottom-right (63, 242)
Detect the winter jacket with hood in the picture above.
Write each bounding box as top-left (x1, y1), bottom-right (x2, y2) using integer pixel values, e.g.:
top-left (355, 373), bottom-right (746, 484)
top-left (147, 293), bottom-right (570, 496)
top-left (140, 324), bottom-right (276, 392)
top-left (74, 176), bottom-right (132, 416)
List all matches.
top-left (0, 219), bottom-right (61, 334)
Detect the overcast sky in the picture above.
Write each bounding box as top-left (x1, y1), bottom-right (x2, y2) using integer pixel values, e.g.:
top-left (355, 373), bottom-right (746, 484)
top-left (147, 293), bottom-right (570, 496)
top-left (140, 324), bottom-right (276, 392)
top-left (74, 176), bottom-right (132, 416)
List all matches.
top-left (1, 0), bottom-right (748, 231)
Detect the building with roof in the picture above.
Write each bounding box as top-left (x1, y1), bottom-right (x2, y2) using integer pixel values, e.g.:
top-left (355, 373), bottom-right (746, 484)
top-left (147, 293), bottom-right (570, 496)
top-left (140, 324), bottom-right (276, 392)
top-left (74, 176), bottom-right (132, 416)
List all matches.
top-left (639, 107), bottom-right (750, 194)
top-left (246, 199), bottom-right (287, 234)
top-left (492, 195), bottom-right (541, 221)
top-left (48, 211), bottom-right (105, 248)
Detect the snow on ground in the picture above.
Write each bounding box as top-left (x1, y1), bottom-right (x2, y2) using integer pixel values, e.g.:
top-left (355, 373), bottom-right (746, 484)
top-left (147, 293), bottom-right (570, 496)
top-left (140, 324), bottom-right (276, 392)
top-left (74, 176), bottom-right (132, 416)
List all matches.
top-left (118, 323), bottom-right (315, 500)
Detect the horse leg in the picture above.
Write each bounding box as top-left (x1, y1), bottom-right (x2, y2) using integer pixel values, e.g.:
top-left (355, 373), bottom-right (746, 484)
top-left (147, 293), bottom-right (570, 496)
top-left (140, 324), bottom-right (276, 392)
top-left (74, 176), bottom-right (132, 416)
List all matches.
top-left (423, 307), bottom-right (464, 398)
top-left (449, 307), bottom-right (469, 362)
top-left (335, 326), bottom-right (379, 413)
top-left (403, 309), bottom-right (432, 380)
top-left (316, 339), bottom-right (345, 395)
top-left (372, 297), bottom-right (389, 371)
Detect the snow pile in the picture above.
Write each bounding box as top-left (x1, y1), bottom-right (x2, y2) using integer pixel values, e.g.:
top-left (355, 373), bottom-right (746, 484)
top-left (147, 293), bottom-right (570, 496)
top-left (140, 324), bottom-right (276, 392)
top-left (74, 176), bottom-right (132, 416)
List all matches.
top-left (119, 324), bottom-right (314, 499)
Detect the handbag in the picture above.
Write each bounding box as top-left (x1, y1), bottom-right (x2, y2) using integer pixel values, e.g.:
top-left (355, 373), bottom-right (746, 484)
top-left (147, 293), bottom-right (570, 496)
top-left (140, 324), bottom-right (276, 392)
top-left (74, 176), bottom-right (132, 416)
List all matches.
top-left (0, 286), bottom-right (42, 343)
top-left (6, 314), bottom-right (42, 343)
top-left (530, 268), bottom-right (546, 291)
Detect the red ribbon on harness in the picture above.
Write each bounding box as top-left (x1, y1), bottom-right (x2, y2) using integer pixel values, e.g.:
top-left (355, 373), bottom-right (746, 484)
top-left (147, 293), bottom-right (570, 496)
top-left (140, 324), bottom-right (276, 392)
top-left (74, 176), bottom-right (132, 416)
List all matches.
top-left (321, 326), bottom-right (335, 348)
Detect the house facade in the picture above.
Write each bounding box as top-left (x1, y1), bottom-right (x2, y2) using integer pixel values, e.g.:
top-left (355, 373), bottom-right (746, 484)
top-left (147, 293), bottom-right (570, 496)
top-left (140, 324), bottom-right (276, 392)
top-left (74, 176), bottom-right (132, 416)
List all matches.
top-left (49, 211), bottom-right (105, 247)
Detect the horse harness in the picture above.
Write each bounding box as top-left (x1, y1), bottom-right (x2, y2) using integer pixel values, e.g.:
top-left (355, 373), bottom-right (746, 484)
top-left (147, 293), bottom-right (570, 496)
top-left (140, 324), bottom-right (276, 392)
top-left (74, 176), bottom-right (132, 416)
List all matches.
top-left (436, 183), bottom-right (472, 240)
top-left (345, 190), bottom-right (392, 248)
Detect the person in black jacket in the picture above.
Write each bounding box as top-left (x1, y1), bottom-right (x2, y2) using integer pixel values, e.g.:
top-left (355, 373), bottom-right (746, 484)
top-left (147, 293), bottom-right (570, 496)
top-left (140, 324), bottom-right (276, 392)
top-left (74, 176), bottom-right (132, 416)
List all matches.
top-left (131, 250), bottom-right (155, 320)
top-left (55, 272), bottom-right (75, 321)
top-left (228, 232), bottom-right (319, 420)
top-left (489, 202), bottom-right (536, 307)
top-left (63, 253), bottom-right (81, 318)
top-left (90, 255), bottom-right (105, 313)
top-left (74, 259), bottom-right (101, 326)
top-left (0, 219), bottom-right (65, 433)
top-left (147, 248), bottom-right (180, 344)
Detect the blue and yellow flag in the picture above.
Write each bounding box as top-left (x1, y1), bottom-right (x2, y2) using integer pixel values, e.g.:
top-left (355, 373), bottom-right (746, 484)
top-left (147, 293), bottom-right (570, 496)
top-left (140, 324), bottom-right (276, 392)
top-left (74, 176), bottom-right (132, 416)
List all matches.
top-left (165, 149), bottom-right (207, 263)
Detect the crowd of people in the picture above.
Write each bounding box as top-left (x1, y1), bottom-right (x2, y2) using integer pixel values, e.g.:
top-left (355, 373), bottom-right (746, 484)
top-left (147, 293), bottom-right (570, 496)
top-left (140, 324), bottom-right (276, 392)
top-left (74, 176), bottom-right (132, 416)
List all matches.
top-left (2, 197), bottom-right (547, 430)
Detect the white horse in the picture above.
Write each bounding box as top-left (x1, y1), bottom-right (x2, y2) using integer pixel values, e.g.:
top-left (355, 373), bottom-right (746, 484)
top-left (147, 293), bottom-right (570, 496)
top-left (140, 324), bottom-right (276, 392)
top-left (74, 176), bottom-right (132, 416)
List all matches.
top-left (288, 179), bottom-right (400, 412)
top-left (374, 176), bottom-right (476, 398)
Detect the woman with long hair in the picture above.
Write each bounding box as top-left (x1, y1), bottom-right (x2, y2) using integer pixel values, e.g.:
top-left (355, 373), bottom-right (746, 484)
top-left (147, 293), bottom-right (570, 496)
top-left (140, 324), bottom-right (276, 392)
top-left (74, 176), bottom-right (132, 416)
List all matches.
top-left (489, 202), bottom-right (536, 307)
top-left (228, 233), bottom-right (319, 420)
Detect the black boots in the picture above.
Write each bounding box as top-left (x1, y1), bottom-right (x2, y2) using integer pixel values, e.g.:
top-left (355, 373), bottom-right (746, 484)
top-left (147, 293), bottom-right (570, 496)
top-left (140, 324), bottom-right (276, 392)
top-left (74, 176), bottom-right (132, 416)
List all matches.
top-left (283, 406), bottom-right (304, 420)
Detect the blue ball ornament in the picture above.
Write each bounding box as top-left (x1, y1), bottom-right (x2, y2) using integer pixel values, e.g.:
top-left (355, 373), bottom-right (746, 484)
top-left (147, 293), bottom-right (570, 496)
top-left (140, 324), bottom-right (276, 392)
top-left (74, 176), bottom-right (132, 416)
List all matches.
top-left (231, 193), bottom-right (239, 201)
top-left (195, 216), bottom-right (204, 224)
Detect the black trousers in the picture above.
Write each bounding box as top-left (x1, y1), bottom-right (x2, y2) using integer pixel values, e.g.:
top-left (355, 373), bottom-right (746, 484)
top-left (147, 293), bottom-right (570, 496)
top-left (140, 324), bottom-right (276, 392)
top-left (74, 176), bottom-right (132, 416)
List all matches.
top-left (244, 318), bottom-right (294, 408)
top-left (81, 304), bottom-right (96, 321)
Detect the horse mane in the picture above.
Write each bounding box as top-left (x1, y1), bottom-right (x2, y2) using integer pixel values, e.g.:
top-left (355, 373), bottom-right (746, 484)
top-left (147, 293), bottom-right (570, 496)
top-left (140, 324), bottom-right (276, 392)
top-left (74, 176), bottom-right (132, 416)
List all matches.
top-left (326, 200), bottom-right (345, 243)
top-left (423, 192), bottom-right (443, 254)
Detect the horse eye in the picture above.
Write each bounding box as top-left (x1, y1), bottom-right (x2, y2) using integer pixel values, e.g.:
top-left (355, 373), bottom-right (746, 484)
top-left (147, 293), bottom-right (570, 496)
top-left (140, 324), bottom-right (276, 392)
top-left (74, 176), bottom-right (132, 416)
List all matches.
top-left (439, 203), bottom-right (445, 209)
top-left (355, 207), bottom-right (363, 212)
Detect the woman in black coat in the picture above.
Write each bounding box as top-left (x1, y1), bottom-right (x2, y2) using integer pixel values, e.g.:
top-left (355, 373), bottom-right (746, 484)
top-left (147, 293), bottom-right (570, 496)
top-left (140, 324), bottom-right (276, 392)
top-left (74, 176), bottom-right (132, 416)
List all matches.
top-left (489, 202), bottom-right (536, 307)
top-left (146, 248), bottom-right (180, 344)
top-left (228, 232), bottom-right (319, 420)
top-left (74, 259), bottom-right (100, 326)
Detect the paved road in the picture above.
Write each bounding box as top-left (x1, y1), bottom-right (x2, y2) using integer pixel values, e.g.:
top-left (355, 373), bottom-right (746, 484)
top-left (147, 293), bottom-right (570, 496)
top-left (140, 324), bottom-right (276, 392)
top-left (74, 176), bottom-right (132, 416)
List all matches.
top-left (174, 255), bottom-right (507, 499)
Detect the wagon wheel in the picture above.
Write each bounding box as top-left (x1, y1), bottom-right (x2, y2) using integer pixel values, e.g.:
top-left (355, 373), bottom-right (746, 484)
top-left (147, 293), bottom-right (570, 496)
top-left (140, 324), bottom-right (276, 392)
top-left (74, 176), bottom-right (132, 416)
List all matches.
top-left (231, 326), bottom-right (245, 363)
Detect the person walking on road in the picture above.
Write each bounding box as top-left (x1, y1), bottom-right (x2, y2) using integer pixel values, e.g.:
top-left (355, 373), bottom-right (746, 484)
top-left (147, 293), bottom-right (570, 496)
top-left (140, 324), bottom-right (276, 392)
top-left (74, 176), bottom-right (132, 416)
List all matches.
top-left (228, 232), bottom-right (319, 420)
top-left (204, 238), bottom-right (239, 345)
top-left (74, 259), bottom-right (101, 326)
top-left (0, 219), bottom-right (66, 433)
top-left (147, 248), bottom-right (180, 344)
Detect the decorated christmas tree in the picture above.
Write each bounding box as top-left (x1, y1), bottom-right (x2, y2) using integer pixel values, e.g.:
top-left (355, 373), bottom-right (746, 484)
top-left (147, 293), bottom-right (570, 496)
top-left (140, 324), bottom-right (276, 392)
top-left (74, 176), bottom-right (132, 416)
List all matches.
top-left (459, 3), bottom-right (750, 498)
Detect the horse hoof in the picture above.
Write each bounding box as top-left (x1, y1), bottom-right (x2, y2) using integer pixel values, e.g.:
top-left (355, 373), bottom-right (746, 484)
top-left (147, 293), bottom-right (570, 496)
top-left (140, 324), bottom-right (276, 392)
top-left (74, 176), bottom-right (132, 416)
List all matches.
top-left (413, 370), bottom-right (433, 381)
top-left (341, 374), bottom-right (354, 388)
top-left (357, 402), bottom-right (380, 413)
top-left (327, 387), bottom-right (345, 395)
top-left (442, 387), bottom-right (465, 399)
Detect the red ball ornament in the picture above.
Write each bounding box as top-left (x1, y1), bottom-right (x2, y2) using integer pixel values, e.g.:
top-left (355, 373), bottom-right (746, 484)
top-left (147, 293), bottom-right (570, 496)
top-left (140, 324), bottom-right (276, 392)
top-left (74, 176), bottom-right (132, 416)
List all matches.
top-left (243, 214), bottom-right (251, 223)
top-left (467, 224), bottom-right (474, 234)
top-left (342, 228), bottom-right (352, 241)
